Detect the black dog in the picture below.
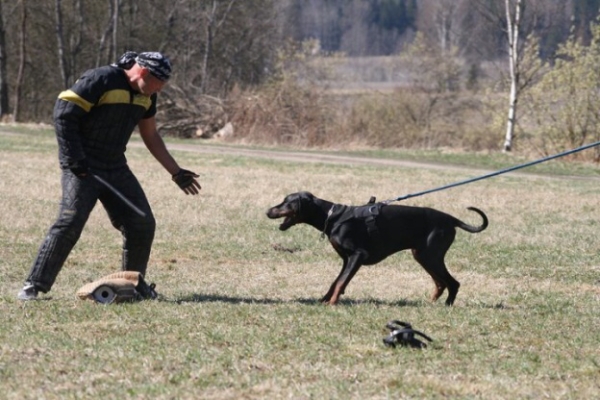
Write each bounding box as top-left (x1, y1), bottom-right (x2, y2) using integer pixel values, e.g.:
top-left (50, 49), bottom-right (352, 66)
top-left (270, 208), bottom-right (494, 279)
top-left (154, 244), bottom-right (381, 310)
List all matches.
top-left (266, 192), bottom-right (488, 306)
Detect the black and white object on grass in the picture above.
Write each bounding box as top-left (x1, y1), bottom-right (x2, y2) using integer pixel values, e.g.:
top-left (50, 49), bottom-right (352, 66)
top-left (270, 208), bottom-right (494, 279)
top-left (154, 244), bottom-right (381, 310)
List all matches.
top-left (383, 320), bottom-right (433, 349)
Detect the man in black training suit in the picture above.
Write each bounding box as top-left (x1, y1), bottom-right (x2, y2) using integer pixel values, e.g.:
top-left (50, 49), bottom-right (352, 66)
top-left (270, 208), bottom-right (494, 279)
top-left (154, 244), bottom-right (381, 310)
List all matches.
top-left (18, 51), bottom-right (201, 300)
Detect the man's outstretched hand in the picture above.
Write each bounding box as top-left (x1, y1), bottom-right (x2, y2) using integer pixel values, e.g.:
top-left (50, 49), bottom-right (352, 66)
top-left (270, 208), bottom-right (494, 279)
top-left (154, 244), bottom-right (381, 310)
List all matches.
top-left (172, 169), bottom-right (201, 195)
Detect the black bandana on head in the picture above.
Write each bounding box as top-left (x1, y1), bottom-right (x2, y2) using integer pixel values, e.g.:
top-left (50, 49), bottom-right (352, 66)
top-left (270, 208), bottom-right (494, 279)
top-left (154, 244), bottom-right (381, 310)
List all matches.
top-left (135, 52), bottom-right (172, 81)
top-left (114, 51), bottom-right (138, 70)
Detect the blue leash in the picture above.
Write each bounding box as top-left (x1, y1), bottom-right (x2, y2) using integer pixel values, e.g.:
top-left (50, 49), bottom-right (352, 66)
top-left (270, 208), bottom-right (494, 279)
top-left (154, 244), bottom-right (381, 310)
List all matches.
top-left (383, 140), bottom-right (600, 204)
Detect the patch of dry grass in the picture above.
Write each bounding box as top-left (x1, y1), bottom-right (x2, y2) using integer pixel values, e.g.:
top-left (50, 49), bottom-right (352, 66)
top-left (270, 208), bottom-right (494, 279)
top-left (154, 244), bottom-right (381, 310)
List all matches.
top-left (1, 127), bottom-right (599, 399)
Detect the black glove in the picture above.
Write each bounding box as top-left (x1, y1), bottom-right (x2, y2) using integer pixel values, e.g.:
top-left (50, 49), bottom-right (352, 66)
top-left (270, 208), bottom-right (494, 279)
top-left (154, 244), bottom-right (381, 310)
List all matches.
top-left (69, 160), bottom-right (88, 178)
top-left (172, 168), bottom-right (201, 195)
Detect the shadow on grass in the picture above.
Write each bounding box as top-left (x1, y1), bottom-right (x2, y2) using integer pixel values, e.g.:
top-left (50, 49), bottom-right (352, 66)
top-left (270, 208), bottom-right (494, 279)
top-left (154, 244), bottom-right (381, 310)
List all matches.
top-left (167, 293), bottom-right (422, 307)
top-left (463, 301), bottom-right (514, 310)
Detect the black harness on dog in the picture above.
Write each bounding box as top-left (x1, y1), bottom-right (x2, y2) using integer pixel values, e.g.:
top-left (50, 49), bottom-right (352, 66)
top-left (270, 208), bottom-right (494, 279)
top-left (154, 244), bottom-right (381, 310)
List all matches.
top-left (322, 200), bottom-right (385, 240)
top-left (357, 202), bottom-right (384, 240)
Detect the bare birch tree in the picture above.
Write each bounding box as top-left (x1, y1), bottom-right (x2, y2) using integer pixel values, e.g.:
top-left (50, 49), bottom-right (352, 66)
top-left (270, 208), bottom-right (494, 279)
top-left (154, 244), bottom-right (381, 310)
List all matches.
top-left (474, 0), bottom-right (545, 152)
top-left (503, 0), bottom-right (523, 152)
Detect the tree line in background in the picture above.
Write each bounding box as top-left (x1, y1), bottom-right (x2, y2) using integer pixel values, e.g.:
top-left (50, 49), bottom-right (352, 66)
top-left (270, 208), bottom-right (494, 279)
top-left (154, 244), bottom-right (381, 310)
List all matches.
top-left (0, 0), bottom-right (279, 123)
top-left (0, 0), bottom-right (599, 159)
top-left (282, 0), bottom-right (600, 59)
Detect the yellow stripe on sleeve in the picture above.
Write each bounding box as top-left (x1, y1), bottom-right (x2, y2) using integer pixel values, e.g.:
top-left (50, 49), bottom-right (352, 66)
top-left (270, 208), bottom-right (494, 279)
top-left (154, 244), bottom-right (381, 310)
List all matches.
top-left (132, 94), bottom-right (152, 110)
top-left (97, 89), bottom-right (130, 106)
top-left (58, 89), bottom-right (152, 112)
top-left (57, 90), bottom-right (94, 112)
top-left (98, 90), bottom-right (152, 110)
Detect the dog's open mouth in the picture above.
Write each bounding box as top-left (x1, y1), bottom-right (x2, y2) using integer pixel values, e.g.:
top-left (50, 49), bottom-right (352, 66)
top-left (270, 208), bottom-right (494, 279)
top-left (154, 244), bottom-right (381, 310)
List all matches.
top-left (267, 207), bottom-right (297, 231)
top-left (279, 216), bottom-right (295, 230)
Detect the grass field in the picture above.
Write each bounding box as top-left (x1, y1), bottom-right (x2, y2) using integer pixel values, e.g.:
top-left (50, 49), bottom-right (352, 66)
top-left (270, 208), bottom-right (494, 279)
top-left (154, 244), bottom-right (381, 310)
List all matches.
top-left (1, 126), bottom-right (599, 399)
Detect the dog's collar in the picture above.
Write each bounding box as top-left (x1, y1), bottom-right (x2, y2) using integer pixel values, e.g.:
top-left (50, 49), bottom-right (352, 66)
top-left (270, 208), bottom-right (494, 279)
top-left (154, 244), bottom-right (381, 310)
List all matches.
top-left (320, 205), bottom-right (336, 239)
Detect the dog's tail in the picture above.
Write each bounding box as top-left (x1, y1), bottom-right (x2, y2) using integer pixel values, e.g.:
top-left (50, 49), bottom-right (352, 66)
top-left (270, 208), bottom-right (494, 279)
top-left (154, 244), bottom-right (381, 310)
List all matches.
top-left (457, 207), bottom-right (488, 233)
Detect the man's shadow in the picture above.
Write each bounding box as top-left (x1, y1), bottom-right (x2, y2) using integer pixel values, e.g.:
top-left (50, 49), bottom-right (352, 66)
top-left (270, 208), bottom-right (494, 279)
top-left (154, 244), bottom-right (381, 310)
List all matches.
top-left (166, 293), bottom-right (422, 307)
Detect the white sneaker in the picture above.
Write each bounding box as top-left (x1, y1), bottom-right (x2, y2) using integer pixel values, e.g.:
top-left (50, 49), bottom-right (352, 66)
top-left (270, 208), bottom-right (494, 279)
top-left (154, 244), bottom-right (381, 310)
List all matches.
top-left (17, 284), bottom-right (39, 300)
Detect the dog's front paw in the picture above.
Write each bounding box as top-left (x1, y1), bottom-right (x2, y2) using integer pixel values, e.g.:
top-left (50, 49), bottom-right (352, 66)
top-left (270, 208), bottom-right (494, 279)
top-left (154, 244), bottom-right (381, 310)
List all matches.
top-left (320, 294), bottom-right (336, 303)
top-left (321, 296), bottom-right (340, 305)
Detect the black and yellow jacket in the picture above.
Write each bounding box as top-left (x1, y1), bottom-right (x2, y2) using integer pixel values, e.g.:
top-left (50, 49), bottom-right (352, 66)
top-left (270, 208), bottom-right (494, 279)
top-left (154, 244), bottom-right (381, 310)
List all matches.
top-left (53, 65), bottom-right (157, 170)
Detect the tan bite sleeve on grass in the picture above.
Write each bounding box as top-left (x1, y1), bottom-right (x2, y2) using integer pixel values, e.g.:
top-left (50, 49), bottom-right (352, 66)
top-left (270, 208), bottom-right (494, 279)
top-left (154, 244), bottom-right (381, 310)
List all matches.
top-left (76, 271), bottom-right (144, 304)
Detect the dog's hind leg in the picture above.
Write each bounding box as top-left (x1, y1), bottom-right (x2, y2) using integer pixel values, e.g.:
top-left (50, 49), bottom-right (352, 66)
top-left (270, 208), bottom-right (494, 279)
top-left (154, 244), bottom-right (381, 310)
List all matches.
top-left (435, 261), bottom-right (460, 306)
top-left (412, 248), bottom-right (460, 306)
top-left (412, 249), bottom-right (446, 301)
